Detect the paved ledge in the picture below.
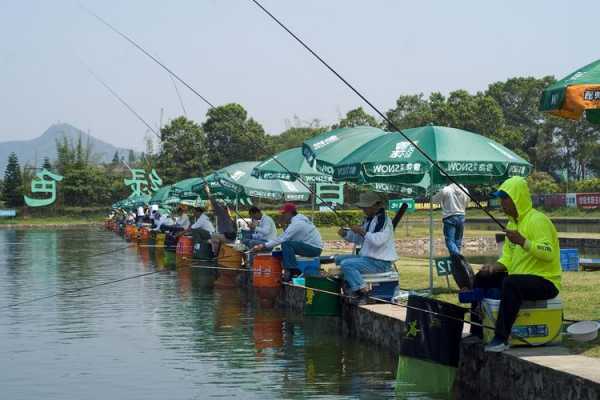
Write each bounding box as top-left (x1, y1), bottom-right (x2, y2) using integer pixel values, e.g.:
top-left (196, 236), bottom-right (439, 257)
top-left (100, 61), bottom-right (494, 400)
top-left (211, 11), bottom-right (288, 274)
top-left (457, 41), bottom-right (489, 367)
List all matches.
top-left (454, 337), bottom-right (600, 400)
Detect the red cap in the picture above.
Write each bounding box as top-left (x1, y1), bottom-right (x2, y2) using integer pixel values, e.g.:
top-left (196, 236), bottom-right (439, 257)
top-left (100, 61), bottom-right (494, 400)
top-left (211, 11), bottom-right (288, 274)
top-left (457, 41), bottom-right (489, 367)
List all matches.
top-left (279, 202), bottom-right (297, 214)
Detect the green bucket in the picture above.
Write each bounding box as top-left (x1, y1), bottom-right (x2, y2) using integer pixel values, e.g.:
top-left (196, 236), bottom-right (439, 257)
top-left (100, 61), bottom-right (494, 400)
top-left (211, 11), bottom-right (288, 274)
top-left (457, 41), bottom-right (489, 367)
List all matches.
top-left (304, 276), bottom-right (341, 316)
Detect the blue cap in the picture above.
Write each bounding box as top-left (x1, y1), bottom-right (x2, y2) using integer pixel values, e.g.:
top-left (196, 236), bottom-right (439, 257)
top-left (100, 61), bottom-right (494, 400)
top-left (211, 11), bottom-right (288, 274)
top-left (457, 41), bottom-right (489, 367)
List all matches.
top-left (491, 190), bottom-right (509, 199)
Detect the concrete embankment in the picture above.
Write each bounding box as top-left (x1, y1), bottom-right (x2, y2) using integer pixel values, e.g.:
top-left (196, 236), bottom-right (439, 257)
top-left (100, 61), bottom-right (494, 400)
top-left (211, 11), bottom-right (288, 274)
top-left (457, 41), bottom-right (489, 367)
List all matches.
top-left (276, 283), bottom-right (600, 400)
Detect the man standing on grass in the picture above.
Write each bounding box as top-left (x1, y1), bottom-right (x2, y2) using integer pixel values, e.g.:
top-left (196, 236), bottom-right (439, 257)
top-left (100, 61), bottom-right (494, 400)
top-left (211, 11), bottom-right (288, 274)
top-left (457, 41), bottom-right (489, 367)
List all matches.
top-left (471, 176), bottom-right (561, 352)
top-left (432, 183), bottom-right (470, 257)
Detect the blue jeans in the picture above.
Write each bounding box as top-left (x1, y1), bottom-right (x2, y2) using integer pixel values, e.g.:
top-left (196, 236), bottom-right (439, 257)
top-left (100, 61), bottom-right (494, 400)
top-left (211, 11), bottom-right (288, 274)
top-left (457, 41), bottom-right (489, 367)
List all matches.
top-left (281, 241), bottom-right (322, 270)
top-left (336, 255), bottom-right (392, 292)
top-left (443, 214), bottom-right (465, 257)
top-left (243, 238), bottom-right (267, 248)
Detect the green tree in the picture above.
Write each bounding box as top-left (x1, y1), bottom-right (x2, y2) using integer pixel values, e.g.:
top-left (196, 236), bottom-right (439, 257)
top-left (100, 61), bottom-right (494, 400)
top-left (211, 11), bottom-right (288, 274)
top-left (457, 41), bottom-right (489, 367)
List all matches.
top-left (42, 157), bottom-right (52, 170)
top-left (111, 151), bottom-right (120, 165)
top-left (203, 103), bottom-right (270, 170)
top-left (61, 165), bottom-right (112, 206)
top-left (270, 126), bottom-right (326, 153)
top-left (333, 107), bottom-right (380, 129)
top-left (128, 149), bottom-right (136, 164)
top-left (2, 152), bottom-right (24, 207)
top-left (486, 76), bottom-right (559, 171)
top-left (527, 171), bottom-right (560, 194)
top-left (385, 90), bottom-right (520, 149)
top-left (157, 116), bottom-right (208, 183)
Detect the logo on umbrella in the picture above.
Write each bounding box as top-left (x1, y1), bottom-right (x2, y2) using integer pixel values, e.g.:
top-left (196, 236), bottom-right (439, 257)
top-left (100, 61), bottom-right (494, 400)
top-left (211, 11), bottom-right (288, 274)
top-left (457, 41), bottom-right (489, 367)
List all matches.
top-left (389, 141), bottom-right (417, 159)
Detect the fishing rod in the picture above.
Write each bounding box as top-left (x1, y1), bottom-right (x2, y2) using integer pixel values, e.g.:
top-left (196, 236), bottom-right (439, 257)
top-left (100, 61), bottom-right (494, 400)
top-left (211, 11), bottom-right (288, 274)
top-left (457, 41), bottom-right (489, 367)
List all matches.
top-left (80, 59), bottom-right (161, 140)
top-left (280, 281), bottom-right (539, 346)
top-left (80, 3), bottom-right (215, 110)
top-left (81, 6), bottom-right (358, 229)
top-left (0, 269), bottom-right (166, 310)
top-left (248, 0), bottom-right (506, 231)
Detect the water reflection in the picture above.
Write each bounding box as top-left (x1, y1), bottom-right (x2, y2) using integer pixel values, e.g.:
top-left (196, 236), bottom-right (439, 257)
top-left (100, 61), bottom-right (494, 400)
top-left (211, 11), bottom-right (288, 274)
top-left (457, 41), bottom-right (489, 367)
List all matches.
top-left (0, 228), bottom-right (455, 399)
top-left (395, 356), bottom-right (455, 399)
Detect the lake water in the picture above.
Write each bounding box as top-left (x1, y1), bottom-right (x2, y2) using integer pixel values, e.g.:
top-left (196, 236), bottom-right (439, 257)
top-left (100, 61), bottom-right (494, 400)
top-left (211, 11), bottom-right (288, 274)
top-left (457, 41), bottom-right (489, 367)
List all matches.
top-left (0, 228), bottom-right (454, 400)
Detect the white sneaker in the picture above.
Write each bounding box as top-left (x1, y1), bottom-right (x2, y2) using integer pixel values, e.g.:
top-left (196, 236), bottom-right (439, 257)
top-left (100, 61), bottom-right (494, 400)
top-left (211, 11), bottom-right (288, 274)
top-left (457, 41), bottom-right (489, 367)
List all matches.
top-left (484, 337), bottom-right (510, 352)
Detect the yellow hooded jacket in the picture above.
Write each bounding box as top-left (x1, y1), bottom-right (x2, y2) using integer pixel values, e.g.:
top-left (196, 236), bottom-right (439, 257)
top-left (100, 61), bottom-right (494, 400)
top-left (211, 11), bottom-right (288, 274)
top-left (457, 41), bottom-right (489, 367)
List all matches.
top-left (497, 177), bottom-right (562, 291)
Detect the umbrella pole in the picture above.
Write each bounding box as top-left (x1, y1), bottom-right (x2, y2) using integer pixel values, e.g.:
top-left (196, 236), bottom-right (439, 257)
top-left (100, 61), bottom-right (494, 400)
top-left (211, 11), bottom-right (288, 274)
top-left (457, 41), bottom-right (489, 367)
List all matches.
top-left (429, 184), bottom-right (434, 294)
top-left (311, 183), bottom-right (316, 221)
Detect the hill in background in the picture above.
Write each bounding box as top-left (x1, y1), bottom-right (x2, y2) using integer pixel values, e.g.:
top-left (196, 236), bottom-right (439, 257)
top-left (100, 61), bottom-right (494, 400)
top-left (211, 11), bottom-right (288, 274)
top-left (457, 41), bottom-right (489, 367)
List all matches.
top-left (0, 123), bottom-right (136, 171)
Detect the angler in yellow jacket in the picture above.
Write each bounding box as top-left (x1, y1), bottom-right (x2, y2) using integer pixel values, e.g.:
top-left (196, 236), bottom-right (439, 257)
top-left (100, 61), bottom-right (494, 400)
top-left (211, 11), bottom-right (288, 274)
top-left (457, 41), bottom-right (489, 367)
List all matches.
top-left (473, 176), bottom-right (562, 352)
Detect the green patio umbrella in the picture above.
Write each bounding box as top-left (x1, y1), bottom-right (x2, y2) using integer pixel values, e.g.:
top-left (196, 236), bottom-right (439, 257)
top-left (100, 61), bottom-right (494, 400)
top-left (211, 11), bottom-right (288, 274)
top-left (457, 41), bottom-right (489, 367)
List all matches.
top-left (328, 126), bottom-right (531, 186)
top-left (540, 59), bottom-right (600, 124)
top-left (149, 185), bottom-right (173, 205)
top-left (302, 126), bottom-right (387, 175)
top-left (252, 147), bottom-right (332, 183)
top-left (217, 161), bottom-right (311, 202)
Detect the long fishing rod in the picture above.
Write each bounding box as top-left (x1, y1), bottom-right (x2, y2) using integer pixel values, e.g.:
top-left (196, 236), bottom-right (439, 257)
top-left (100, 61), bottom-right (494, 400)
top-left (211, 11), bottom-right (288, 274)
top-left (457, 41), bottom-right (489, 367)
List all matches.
top-left (248, 0), bottom-right (505, 230)
top-left (1, 269), bottom-right (165, 310)
top-left (80, 60), bottom-right (161, 139)
top-left (80, 3), bottom-right (215, 110)
top-left (81, 6), bottom-right (356, 228)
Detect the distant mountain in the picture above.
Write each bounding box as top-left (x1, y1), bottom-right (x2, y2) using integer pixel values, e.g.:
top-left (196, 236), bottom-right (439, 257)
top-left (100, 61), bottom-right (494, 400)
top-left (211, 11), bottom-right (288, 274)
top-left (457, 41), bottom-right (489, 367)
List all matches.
top-left (0, 123), bottom-right (136, 171)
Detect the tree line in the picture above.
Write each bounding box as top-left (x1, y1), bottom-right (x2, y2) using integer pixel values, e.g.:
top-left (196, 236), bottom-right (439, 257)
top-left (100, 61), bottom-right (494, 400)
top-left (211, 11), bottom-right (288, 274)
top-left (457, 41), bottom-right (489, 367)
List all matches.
top-left (1, 75), bottom-right (600, 208)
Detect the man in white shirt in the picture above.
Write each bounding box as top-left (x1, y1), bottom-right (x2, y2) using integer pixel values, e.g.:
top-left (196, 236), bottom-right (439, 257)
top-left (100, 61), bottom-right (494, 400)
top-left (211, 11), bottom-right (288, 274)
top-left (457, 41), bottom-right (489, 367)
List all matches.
top-left (336, 192), bottom-right (398, 304)
top-left (175, 205), bottom-right (191, 230)
top-left (431, 183), bottom-right (469, 257)
top-left (252, 203), bottom-right (322, 276)
top-left (243, 206), bottom-right (277, 248)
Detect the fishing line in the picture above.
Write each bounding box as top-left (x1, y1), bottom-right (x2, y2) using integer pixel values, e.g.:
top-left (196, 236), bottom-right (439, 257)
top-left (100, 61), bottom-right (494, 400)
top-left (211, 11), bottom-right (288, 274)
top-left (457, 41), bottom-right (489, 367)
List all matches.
top-left (281, 281), bottom-right (537, 345)
top-left (248, 0), bottom-right (506, 230)
top-left (81, 6), bottom-right (357, 229)
top-left (170, 74), bottom-right (188, 117)
top-left (80, 3), bottom-right (215, 110)
top-left (79, 59), bottom-right (161, 139)
top-left (0, 269), bottom-right (166, 310)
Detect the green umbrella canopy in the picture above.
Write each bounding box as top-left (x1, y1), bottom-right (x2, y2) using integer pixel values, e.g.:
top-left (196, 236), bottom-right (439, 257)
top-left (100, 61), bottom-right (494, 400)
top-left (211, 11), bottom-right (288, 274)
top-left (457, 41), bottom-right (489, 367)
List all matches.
top-left (217, 161), bottom-right (311, 202)
top-left (113, 194), bottom-right (151, 210)
top-left (252, 147), bottom-right (332, 183)
top-left (302, 126), bottom-right (387, 175)
top-left (319, 126), bottom-right (530, 186)
top-left (540, 59), bottom-right (600, 124)
top-left (149, 185), bottom-right (173, 205)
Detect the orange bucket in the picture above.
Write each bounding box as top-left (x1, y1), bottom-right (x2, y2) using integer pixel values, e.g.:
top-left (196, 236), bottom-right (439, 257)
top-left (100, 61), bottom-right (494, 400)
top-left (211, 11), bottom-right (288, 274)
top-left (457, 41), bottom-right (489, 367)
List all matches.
top-left (176, 236), bottom-right (194, 258)
top-left (138, 227), bottom-right (151, 243)
top-left (125, 225), bottom-right (136, 241)
top-left (253, 254), bottom-right (282, 288)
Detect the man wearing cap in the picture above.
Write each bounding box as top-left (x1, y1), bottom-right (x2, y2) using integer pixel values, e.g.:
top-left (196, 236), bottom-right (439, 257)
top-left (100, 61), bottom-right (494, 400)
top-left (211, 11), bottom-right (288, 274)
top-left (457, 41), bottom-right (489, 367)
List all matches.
top-left (336, 192), bottom-right (398, 304)
top-left (472, 176), bottom-right (561, 352)
top-left (252, 203), bottom-right (323, 277)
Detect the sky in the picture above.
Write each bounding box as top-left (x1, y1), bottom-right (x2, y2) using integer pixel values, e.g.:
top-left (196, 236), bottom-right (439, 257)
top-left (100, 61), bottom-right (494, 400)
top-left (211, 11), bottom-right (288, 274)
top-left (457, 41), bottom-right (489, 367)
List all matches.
top-left (0, 0), bottom-right (597, 150)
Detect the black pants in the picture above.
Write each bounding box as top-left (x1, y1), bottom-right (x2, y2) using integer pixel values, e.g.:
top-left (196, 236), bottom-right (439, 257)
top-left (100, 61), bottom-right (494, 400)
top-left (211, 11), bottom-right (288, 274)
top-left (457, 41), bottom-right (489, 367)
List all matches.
top-left (471, 271), bottom-right (558, 341)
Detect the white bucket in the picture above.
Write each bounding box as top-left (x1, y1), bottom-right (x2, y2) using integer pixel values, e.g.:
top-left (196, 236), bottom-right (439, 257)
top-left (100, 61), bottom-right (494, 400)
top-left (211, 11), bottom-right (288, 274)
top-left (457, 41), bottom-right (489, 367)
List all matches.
top-left (566, 321), bottom-right (600, 342)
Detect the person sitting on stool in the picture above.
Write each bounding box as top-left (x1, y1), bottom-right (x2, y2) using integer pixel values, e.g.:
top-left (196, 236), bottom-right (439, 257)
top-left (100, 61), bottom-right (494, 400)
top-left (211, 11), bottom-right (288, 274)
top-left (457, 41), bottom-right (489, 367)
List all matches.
top-left (243, 206), bottom-right (277, 249)
top-left (472, 176), bottom-right (561, 352)
top-left (252, 203), bottom-right (322, 279)
top-left (336, 192), bottom-right (397, 305)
